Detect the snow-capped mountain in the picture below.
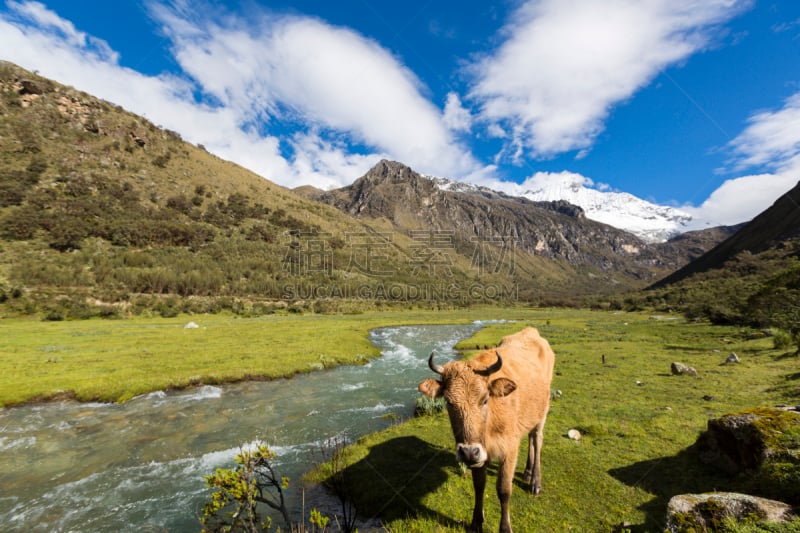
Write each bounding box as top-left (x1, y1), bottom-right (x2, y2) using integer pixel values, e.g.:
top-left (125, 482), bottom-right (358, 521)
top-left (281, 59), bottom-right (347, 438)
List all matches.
top-left (430, 174), bottom-right (692, 243)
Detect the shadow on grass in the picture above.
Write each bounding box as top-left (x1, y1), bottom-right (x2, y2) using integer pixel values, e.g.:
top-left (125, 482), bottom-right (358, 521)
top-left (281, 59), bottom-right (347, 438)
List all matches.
top-left (609, 448), bottom-right (733, 533)
top-left (331, 435), bottom-right (462, 528)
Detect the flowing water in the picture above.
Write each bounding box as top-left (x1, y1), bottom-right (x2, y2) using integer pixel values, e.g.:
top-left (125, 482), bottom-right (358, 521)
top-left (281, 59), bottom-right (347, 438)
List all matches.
top-left (0, 323), bottom-right (492, 532)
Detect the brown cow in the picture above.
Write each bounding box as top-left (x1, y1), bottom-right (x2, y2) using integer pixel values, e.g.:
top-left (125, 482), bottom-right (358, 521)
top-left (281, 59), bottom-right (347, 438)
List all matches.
top-left (418, 327), bottom-right (554, 533)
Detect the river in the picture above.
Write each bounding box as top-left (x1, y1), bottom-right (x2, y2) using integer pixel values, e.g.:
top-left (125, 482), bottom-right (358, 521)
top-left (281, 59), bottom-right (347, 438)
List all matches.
top-left (0, 323), bottom-right (489, 532)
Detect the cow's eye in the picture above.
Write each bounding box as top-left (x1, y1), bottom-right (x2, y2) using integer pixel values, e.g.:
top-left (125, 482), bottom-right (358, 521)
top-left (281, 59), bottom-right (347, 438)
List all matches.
top-left (481, 397), bottom-right (489, 407)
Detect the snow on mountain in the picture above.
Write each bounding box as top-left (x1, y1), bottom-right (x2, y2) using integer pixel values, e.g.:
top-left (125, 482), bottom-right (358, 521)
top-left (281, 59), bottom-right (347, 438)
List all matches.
top-left (429, 173), bottom-right (693, 243)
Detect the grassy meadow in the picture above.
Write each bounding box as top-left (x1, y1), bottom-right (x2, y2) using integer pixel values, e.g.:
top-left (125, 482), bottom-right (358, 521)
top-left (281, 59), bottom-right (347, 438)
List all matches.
top-left (3, 307), bottom-right (799, 531)
top-left (1, 307), bottom-right (549, 406)
top-left (308, 311), bottom-right (800, 532)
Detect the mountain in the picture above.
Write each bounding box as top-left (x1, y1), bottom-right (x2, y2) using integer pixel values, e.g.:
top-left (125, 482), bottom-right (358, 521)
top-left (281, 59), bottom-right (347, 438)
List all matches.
top-left (637, 180), bottom-right (800, 334)
top-left (431, 174), bottom-right (693, 242)
top-left (310, 159), bottom-right (727, 290)
top-left (652, 180), bottom-right (800, 288)
top-left (0, 61), bottom-right (490, 315)
top-left (0, 62), bottom-right (736, 314)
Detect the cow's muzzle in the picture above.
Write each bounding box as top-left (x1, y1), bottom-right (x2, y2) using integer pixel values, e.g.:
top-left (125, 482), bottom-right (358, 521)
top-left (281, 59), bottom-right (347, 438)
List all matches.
top-left (457, 443), bottom-right (488, 468)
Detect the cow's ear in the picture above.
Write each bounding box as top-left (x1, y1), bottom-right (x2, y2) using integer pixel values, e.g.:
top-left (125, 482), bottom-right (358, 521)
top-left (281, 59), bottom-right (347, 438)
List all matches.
top-left (489, 378), bottom-right (517, 397)
top-left (418, 378), bottom-right (443, 398)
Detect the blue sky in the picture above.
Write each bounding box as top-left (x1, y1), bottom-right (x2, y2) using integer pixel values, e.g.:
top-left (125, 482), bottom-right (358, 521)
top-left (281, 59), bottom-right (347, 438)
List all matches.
top-left (1, 0), bottom-right (799, 229)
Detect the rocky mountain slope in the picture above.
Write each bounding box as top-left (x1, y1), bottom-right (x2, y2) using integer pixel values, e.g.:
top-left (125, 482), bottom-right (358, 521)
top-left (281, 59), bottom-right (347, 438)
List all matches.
top-left (307, 160), bottom-right (730, 283)
top-left (430, 173), bottom-right (694, 242)
top-left (0, 62), bottom-right (466, 314)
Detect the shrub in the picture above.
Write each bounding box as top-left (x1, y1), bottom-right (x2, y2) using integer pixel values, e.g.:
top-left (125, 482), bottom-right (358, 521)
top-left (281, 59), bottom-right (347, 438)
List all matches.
top-left (774, 330), bottom-right (793, 351)
top-left (201, 443), bottom-right (291, 532)
top-left (414, 395), bottom-right (446, 417)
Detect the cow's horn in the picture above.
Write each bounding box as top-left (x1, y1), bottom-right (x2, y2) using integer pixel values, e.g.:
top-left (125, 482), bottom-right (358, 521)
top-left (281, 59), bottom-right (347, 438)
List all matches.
top-left (428, 352), bottom-right (444, 375)
top-left (475, 352), bottom-right (503, 376)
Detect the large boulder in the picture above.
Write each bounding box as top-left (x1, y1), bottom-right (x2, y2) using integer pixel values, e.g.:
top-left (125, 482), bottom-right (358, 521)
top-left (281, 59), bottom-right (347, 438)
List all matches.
top-left (693, 407), bottom-right (800, 504)
top-left (665, 492), bottom-right (795, 533)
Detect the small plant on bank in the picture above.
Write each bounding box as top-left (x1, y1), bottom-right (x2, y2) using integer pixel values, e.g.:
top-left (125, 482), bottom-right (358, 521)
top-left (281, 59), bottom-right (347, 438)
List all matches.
top-left (308, 508), bottom-right (330, 532)
top-left (201, 442), bottom-right (292, 533)
top-left (311, 436), bottom-right (359, 533)
top-left (414, 395), bottom-right (446, 417)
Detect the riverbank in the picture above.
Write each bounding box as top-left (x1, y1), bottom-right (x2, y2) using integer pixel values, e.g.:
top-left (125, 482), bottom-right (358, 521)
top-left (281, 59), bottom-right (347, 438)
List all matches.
top-left (1, 307), bottom-right (552, 407)
top-left (0, 322), bottom-right (483, 531)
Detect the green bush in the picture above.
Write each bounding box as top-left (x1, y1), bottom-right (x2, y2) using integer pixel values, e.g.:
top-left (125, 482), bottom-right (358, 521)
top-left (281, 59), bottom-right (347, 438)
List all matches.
top-left (774, 330), bottom-right (793, 350)
top-left (414, 395), bottom-right (446, 417)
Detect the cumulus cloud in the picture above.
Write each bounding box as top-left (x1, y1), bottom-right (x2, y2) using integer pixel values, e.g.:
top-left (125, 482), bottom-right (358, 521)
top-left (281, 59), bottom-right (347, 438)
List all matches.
top-left (149, 1), bottom-right (481, 182)
top-left (6, 0), bottom-right (117, 58)
top-left (442, 92), bottom-right (472, 133)
top-left (681, 171), bottom-right (798, 228)
top-left (468, 0), bottom-right (751, 159)
top-left (725, 92), bottom-right (800, 172)
top-left (682, 92), bottom-right (800, 228)
top-left (0, 0), bottom-right (483, 188)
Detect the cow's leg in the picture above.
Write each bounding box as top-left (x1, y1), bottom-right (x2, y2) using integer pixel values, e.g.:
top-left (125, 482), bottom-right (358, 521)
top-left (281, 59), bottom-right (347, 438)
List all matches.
top-left (468, 464), bottom-right (486, 533)
top-left (497, 448), bottom-right (518, 533)
top-left (525, 416), bottom-right (547, 494)
top-left (523, 431), bottom-right (535, 487)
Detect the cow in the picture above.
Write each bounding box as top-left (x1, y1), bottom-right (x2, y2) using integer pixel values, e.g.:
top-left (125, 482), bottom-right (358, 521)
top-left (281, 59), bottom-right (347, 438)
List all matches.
top-left (418, 327), bottom-right (555, 533)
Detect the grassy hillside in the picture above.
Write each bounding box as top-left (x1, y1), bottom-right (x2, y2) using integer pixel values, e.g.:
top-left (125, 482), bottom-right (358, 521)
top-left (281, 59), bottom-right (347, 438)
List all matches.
top-left (0, 62), bottom-right (538, 317)
top-left (653, 180), bottom-right (800, 288)
top-left (632, 231), bottom-right (800, 351)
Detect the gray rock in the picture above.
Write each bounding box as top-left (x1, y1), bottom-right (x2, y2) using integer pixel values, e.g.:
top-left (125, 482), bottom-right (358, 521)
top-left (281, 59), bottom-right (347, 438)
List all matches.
top-left (671, 362), bottom-right (697, 376)
top-left (725, 352), bottom-right (740, 364)
top-left (665, 492), bottom-right (795, 533)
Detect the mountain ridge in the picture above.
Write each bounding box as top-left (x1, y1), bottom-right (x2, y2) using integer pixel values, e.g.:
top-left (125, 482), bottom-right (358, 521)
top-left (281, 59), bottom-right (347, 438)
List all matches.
top-left (652, 179), bottom-right (800, 288)
top-left (427, 173), bottom-right (693, 242)
top-left (308, 159), bottom-right (732, 284)
top-left (0, 62), bottom-right (740, 313)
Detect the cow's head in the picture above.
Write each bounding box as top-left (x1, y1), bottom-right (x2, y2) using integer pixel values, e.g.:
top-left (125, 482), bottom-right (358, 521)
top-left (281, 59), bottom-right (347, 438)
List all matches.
top-left (418, 351), bottom-right (517, 468)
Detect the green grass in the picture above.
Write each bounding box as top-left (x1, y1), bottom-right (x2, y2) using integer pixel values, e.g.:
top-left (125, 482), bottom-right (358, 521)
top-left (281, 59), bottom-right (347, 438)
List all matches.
top-left (307, 310), bottom-right (800, 532)
top-left (0, 307), bottom-right (552, 406)
top-left (4, 307), bottom-right (799, 530)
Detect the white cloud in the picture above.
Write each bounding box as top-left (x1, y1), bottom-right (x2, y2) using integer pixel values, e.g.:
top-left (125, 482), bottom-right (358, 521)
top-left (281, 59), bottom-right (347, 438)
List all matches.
top-left (468, 0), bottom-right (751, 159)
top-left (683, 92), bottom-right (800, 228)
top-left (0, 1), bottom-right (484, 189)
top-left (442, 92), bottom-right (472, 133)
top-left (682, 170), bottom-right (799, 228)
top-left (288, 132), bottom-right (387, 190)
top-left (6, 0), bottom-right (116, 58)
top-left (150, 2), bottom-right (481, 181)
top-left (725, 92), bottom-right (800, 172)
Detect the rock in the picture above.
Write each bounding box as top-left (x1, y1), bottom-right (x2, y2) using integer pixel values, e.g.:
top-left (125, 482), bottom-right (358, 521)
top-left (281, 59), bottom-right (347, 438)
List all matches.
top-left (567, 429), bottom-right (581, 441)
top-left (693, 408), bottom-right (800, 503)
top-left (665, 492), bottom-right (795, 533)
top-left (725, 352), bottom-right (740, 364)
top-left (18, 79), bottom-right (44, 95)
top-left (671, 362), bottom-right (697, 376)
top-left (184, 321), bottom-right (199, 329)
